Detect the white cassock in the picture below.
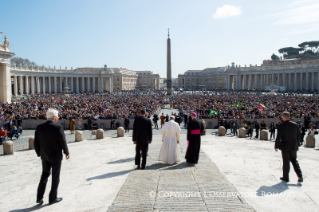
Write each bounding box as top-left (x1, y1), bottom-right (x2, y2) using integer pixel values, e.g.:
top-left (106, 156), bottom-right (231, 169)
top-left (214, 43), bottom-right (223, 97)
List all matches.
top-left (158, 120), bottom-right (181, 164)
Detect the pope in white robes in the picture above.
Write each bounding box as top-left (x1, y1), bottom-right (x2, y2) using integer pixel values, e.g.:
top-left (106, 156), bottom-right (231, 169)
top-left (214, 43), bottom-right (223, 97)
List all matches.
top-left (158, 116), bottom-right (181, 164)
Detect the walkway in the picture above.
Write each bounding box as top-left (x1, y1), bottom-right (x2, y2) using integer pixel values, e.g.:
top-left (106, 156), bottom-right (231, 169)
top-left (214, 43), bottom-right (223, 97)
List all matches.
top-left (108, 133), bottom-right (255, 211)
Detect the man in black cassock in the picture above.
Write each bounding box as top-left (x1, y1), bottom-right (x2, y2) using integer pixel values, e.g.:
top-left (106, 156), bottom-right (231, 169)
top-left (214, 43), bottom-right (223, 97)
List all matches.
top-left (185, 112), bottom-right (204, 164)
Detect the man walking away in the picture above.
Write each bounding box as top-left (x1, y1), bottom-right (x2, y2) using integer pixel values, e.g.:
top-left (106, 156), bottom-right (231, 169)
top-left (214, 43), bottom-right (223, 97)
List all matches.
top-left (133, 109), bottom-right (152, 169)
top-left (124, 116), bottom-right (130, 132)
top-left (34, 108), bottom-right (70, 205)
top-left (275, 111), bottom-right (303, 183)
top-left (254, 120), bottom-right (260, 139)
top-left (231, 118), bottom-right (238, 136)
top-left (153, 114), bottom-right (159, 130)
top-left (185, 112), bottom-right (204, 164)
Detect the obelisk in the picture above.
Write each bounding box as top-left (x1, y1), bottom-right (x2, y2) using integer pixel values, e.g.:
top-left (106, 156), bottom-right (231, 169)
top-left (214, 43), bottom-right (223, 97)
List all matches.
top-left (166, 29), bottom-right (172, 96)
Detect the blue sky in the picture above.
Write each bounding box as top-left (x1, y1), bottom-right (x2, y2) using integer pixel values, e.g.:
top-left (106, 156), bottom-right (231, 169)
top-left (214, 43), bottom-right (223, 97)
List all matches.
top-left (1, 0), bottom-right (318, 77)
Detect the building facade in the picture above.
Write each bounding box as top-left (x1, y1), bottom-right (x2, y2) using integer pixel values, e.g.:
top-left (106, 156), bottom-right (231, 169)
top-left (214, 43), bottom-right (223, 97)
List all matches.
top-left (9, 65), bottom-right (160, 95)
top-left (178, 68), bottom-right (226, 90)
top-left (178, 58), bottom-right (319, 91)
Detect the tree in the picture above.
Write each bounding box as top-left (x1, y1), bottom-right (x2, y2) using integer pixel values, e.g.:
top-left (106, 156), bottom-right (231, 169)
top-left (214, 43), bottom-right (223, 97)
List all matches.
top-left (278, 47), bottom-right (303, 59)
top-left (271, 53), bottom-right (280, 61)
top-left (298, 41), bottom-right (319, 54)
top-left (10, 57), bottom-right (38, 68)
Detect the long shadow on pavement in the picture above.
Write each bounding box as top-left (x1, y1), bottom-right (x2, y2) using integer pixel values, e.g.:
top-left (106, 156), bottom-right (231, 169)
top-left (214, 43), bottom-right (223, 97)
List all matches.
top-left (9, 203), bottom-right (50, 212)
top-left (256, 182), bottom-right (302, 196)
top-left (86, 170), bottom-right (131, 181)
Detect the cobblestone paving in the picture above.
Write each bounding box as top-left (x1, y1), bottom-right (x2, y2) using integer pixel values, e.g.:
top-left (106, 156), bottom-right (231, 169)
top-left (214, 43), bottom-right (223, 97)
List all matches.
top-left (107, 134), bottom-right (255, 212)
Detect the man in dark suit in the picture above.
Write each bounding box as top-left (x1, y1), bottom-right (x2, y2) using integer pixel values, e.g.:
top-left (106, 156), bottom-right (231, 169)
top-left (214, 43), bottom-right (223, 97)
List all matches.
top-left (132, 109), bottom-right (152, 169)
top-left (34, 108), bottom-right (70, 205)
top-left (124, 116), bottom-right (130, 132)
top-left (254, 120), bottom-right (260, 139)
top-left (275, 111), bottom-right (303, 183)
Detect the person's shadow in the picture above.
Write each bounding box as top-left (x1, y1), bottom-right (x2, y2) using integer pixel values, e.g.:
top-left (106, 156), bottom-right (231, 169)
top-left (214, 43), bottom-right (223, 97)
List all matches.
top-left (256, 182), bottom-right (302, 196)
top-left (9, 203), bottom-right (50, 212)
top-left (86, 170), bottom-right (131, 181)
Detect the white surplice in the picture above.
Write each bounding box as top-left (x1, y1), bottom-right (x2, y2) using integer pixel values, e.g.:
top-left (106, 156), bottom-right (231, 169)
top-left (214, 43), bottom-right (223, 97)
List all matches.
top-left (158, 120), bottom-right (181, 164)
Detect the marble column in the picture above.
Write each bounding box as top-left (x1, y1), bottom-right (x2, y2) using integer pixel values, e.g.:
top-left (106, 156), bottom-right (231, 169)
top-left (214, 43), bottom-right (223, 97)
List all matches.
top-left (59, 77), bottom-right (62, 93)
top-left (243, 75), bottom-right (247, 90)
top-left (87, 77), bottom-right (90, 92)
top-left (288, 73), bottom-right (291, 91)
top-left (311, 72), bottom-right (314, 91)
top-left (272, 73), bottom-right (275, 85)
top-left (109, 77), bottom-right (112, 92)
top-left (254, 74), bottom-right (258, 89)
top-left (13, 76), bottom-right (18, 95)
top-left (76, 77), bottom-right (79, 93)
top-left (260, 74), bottom-right (264, 90)
top-left (36, 76), bottom-right (40, 93)
top-left (305, 72), bottom-right (309, 90)
top-left (92, 77), bottom-right (95, 93)
top-left (42, 77), bottom-right (46, 94)
top-left (54, 77), bottom-right (57, 93)
top-left (25, 76), bottom-right (29, 94)
top-left (19, 76), bottom-right (23, 94)
top-left (48, 77), bottom-right (51, 93)
top-left (249, 75), bottom-right (253, 90)
top-left (81, 77), bottom-right (84, 93)
top-left (110, 77), bottom-right (113, 93)
top-left (294, 73), bottom-right (297, 91)
top-left (299, 72), bottom-right (303, 90)
top-left (70, 77), bottom-right (74, 93)
top-left (65, 77), bottom-right (68, 88)
top-left (31, 76), bottom-right (35, 94)
top-left (101, 77), bottom-right (104, 92)
top-left (266, 74), bottom-right (269, 89)
top-left (282, 73), bottom-right (285, 89)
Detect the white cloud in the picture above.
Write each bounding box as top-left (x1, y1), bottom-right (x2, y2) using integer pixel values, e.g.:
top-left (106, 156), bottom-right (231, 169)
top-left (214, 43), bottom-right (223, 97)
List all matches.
top-left (213, 5), bottom-right (242, 19)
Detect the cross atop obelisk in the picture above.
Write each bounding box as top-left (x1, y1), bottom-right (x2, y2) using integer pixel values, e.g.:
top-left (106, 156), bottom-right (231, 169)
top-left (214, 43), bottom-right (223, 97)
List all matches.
top-left (166, 29), bottom-right (172, 96)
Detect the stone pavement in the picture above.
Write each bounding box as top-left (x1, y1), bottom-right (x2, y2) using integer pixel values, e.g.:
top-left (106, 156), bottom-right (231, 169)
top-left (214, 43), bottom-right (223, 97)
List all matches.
top-left (1, 108), bottom-right (318, 211)
top-left (202, 135), bottom-right (319, 212)
top-left (107, 135), bottom-right (255, 212)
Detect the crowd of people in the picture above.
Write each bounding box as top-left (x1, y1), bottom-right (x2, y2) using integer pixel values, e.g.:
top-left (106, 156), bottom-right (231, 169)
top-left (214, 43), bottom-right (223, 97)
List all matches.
top-left (176, 91), bottom-right (319, 120)
top-left (1, 91), bottom-right (319, 132)
top-left (0, 92), bottom-right (163, 122)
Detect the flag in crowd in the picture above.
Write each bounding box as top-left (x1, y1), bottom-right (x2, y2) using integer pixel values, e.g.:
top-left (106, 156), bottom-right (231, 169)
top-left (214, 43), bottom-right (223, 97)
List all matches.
top-left (258, 103), bottom-right (266, 110)
top-left (210, 110), bottom-right (219, 116)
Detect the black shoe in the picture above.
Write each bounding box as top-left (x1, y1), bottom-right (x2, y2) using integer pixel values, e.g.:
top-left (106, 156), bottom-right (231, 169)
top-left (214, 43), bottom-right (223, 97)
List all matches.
top-left (280, 177), bottom-right (289, 182)
top-left (298, 178), bottom-right (303, 183)
top-left (36, 199), bottom-right (43, 205)
top-left (136, 165), bottom-right (140, 169)
top-left (141, 166), bottom-right (145, 170)
top-left (49, 197), bottom-right (63, 205)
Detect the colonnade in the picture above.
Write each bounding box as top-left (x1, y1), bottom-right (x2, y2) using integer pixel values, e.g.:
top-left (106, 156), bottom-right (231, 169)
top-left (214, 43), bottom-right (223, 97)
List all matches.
top-left (227, 71), bottom-right (319, 91)
top-left (11, 75), bottom-right (113, 95)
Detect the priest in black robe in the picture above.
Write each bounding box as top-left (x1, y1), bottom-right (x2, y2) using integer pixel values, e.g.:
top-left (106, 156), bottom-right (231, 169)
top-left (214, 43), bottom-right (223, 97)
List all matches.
top-left (185, 112), bottom-right (204, 164)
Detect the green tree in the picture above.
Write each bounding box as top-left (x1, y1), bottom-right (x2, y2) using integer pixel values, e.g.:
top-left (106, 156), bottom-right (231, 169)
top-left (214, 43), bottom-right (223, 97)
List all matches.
top-left (278, 47), bottom-right (303, 59)
top-left (271, 53), bottom-right (280, 61)
top-left (298, 41), bottom-right (319, 54)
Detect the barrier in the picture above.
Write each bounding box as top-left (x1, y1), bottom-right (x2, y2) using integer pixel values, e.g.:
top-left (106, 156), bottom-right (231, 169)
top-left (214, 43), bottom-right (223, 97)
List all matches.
top-left (2, 117), bottom-right (319, 130)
